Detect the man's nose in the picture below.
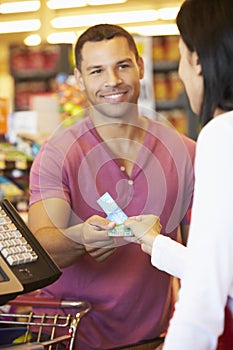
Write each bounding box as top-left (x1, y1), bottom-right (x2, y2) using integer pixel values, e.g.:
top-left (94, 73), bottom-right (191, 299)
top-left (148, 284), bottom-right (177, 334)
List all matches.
top-left (104, 69), bottom-right (122, 87)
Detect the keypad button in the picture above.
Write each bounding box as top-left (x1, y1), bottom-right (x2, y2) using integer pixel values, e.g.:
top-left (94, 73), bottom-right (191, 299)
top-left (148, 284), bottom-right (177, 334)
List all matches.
top-left (30, 251), bottom-right (38, 261)
top-left (0, 211), bottom-right (38, 266)
top-left (2, 248), bottom-right (12, 258)
top-left (0, 241), bottom-right (8, 250)
top-left (12, 230), bottom-right (22, 238)
top-left (7, 255), bottom-right (18, 266)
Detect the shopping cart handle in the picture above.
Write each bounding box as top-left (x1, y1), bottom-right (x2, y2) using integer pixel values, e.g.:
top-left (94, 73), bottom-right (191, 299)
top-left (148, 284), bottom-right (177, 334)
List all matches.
top-left (9, 295), bottom-right (91, 311)
top-left (9, 295), bottom-right (66, 307)
top-left (0, 343), bottom-right (43, 350)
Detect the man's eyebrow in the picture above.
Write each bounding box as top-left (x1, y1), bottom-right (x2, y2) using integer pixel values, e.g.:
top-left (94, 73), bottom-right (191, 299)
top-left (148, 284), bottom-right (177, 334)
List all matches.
top-left (86, 65), bottom-right (102, 72)
top-left (86, 58), bottom-right (133, 72)
top-left (117, 58), bottom-right (133, 64)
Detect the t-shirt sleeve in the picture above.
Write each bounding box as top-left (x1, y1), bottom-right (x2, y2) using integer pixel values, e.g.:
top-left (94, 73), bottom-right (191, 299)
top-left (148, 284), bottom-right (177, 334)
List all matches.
top-left (29, 141), bottom-right (70, 205)
top-left (180, 135), bottom-right (196, 226)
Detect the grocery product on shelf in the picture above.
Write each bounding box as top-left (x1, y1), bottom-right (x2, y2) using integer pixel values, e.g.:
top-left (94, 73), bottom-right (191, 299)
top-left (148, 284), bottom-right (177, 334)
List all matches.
top-left (0, 142), bottom-right (33, 213)
top-left (0, 175), bottom-right (24, 202)
top-left (55, 74), bottom-right (88, 127)
top-left (0, 98), bottom-right (8, 136)
top-left (153, 36), bottom-right (189, 135)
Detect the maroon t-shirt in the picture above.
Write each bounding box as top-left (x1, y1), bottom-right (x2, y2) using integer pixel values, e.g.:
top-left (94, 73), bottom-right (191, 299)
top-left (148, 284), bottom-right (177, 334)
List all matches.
top-left (29, 116), bottom-right (195, 349)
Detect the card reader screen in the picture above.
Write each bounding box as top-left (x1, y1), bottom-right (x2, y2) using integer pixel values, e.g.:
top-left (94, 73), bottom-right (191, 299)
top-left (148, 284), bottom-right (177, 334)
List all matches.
top-left (0, 266), bottom-right (9, 283)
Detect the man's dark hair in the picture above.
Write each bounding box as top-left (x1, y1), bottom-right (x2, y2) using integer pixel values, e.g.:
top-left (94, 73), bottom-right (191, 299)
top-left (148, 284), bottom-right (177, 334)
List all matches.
top-left (74, 23), bottom-right (139, 71)
top-left (176, 0), bottom-right (233, 126)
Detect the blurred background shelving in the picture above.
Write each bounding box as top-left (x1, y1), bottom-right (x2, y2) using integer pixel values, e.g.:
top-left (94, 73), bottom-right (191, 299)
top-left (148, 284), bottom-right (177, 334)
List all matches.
top-left (9, 43), bottom-right (73, 110)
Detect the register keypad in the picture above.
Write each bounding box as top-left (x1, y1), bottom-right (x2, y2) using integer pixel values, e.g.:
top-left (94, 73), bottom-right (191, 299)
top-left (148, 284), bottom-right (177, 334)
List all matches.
top-left (0, 206), bottom-right (38, 266)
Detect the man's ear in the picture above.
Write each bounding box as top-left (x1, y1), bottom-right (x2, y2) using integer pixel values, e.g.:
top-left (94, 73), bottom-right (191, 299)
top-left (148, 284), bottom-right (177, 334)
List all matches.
top-left (137, 56), bottom-right (144, 79)
top-left (74, 68), bottom-right (85, 91)
top-left (192, 51), bottom-right (202, 76)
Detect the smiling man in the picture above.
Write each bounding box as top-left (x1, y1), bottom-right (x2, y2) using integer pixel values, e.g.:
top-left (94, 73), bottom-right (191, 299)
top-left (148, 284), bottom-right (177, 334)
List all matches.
top-left (28, 24), bottom-right (196, 350)
top-left (75, 31), bottom-right (143, 121)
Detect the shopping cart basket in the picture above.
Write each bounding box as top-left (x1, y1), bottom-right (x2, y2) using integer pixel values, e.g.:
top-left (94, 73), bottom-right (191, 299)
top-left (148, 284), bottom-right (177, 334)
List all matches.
top-left (0, 295), bottom-right (91, 350)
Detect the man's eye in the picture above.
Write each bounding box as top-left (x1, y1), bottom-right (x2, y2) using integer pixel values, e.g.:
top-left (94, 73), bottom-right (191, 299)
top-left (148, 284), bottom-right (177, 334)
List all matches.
top-left (119, 64), bottom-right (129, 70)
top-left (90, 69), bottom-right (102, 75)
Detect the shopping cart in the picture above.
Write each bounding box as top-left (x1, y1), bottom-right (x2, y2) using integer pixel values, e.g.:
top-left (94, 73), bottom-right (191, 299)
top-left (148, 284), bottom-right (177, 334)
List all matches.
top-left (0, 295), bottom-right (91, 350)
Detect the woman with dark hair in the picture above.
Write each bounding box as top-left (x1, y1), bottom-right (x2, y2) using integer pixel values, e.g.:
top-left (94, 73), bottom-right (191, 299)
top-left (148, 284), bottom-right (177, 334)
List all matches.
top-left (124, 0), bottom-right (233, 348)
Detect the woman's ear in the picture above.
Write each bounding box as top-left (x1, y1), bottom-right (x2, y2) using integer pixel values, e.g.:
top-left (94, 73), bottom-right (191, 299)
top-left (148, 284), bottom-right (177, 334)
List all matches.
top-left (192, 51), bottom-right (202, 76)
top-left (74, 68), bottom-right (85, 91)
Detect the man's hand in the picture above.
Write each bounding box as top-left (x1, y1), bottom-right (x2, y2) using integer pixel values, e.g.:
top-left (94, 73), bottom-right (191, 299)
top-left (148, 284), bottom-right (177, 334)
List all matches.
top-left (123, 214), bottom-right (162, 255)
top-left (82, 215), bottom-right (116, 262)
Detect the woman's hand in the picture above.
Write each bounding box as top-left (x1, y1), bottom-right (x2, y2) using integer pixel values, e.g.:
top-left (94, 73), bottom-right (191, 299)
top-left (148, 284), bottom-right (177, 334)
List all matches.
top-left (124, 215), bottom-right (162, 255)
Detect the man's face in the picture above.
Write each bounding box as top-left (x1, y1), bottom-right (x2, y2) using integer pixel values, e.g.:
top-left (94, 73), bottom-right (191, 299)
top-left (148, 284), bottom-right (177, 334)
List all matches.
top-left (75, 36), bottom-right (144, 120)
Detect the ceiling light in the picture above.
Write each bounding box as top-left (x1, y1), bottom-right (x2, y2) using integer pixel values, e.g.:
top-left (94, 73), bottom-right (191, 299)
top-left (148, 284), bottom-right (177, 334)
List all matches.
top-left (47, 31), bottom-right (78, 44)
top-left (157, 7), bottom-right (179, 20)
top-left (126, 24), bottom-right (179, 36)
top-left (0, 19), bottom-right (41, 34)
top-left (46, 23), bottom-right (179, 45)
top-left (47, 0), bottom-right (87, 9)
top-left (47, 0), bottom-right (126, 9)
top-left (0, 1), bottom-right (40, 14)
top-left (88, 0), bottom-right (127, 4)
top-left (24, 34), bottom-right (41, 46)
top-left (51, 10), bottom-right (159, 29)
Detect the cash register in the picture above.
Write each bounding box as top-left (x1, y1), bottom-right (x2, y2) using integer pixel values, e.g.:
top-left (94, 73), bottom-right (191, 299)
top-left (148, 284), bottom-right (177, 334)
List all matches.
top-left (0, 199), bottom-right (61, 305)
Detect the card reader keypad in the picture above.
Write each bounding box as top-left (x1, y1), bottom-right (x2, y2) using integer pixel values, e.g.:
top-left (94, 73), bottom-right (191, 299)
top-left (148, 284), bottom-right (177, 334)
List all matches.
top-left (0, 207), bottom-right (38, 266)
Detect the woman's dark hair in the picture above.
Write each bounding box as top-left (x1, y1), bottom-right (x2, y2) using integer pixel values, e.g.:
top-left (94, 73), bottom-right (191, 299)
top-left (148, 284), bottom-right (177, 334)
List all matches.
top-left (176, 0), bottom-right (233, 126)
top-left (74, 24), bottom-right (139, 71)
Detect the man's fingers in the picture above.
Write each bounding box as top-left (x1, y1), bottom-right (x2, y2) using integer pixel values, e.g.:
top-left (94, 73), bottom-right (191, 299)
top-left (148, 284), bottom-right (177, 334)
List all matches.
top-left (87, 215), bottom-right (115, 230)
top-left (85, 236), bottom-right (116, 249)
top-left (86, 246), bottom-right (116, 262)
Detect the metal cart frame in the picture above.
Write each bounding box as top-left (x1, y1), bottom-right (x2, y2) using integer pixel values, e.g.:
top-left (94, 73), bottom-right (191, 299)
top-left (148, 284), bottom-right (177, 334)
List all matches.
top-left (0, 295), bottom-right (91, 350)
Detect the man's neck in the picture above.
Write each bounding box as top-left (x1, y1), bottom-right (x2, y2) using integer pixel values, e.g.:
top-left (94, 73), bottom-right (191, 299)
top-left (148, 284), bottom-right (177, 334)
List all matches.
top-left (89, 107), bottom-right (148, 141)
top-left (92, 115), bottom-right (149, 177)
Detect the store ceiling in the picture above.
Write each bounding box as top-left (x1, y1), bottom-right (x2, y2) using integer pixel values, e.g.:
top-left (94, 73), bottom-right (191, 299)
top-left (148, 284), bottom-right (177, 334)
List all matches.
top-left (0, 0), bottom-right (183, 45)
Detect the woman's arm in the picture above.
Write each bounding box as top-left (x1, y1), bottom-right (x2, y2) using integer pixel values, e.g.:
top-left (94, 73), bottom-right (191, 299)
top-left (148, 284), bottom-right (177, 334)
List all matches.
top-left (124, 214), bottom-right (187, 278)
top-left (152, 235), bottom-right (187, 279)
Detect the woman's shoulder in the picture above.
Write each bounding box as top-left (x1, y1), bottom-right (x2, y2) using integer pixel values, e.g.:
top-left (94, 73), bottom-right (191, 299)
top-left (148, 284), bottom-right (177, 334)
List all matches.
top-left (198, 110), bottom-right (233, 143)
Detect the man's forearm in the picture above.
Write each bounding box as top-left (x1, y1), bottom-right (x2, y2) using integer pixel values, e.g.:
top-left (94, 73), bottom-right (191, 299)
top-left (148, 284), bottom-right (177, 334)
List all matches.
top-left (34, 226), bottom-right (86, 268)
